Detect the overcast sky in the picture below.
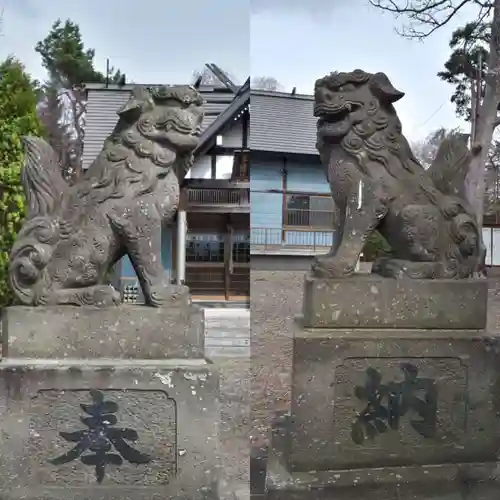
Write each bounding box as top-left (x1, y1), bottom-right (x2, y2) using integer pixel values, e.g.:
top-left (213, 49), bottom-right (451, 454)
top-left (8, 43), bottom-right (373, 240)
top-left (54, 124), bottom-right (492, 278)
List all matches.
top-left (1, 0), bottom-right (482, 140)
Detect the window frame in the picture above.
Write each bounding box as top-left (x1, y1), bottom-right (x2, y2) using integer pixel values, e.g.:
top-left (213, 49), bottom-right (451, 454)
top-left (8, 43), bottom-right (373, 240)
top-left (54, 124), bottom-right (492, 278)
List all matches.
top-left (231, 149), bottom-right (250, 181)
top-left (284, 193), bottom-right (335, 230)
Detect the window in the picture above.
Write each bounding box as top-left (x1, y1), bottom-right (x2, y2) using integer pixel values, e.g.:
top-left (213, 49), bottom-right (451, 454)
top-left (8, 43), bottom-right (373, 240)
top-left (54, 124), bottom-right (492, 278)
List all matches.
top-left (231, 150), bottom-right (249, 181)
top-left (232, 233), bottom-right (250, 263)
top-left (285, 194), bottom-right (335, 228)
top-left (186, 234), bottom-right (224, 263)
top-left (185, 232), bottom-right (250, 263)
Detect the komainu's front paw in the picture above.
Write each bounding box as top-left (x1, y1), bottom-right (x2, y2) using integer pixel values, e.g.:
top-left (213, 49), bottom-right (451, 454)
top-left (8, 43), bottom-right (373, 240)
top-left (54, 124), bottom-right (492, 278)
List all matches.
top-left (92, 286), bottom-right (122, 307)
top-left (311, 256), bottom-right (355, 278)
top-left (146, 283), bottom-right (190, 308)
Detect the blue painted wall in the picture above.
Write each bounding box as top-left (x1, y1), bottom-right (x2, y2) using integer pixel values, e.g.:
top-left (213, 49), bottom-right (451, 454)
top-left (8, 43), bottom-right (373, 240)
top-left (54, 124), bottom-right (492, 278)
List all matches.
top-left (120, 227), bottom-right (173, 279)
top-left (120, 255), bottom-right (135, 278)
top-left (286, 162), bottom-right (330, 194)
top-left (285, 161), bottom-right (333, 246)
top-left (251, 160), bottom-right (283, 245)
top-left (251, 157), bottom-right (334, 249)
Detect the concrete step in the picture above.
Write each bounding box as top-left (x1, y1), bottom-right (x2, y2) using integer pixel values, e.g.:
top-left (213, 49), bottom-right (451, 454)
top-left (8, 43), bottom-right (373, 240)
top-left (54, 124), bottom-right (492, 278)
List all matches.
top-left (204, 308), bottom-right (250, 358)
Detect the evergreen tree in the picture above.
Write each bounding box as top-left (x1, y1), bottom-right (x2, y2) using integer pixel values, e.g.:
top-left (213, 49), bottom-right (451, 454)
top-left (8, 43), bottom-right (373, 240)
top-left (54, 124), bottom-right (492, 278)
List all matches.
top-left (35, 19), bottom-right (124, 182)
top-left (437, 22), bottom-right (489, 122)
top-left (0, 57), bottom-right (44, 306)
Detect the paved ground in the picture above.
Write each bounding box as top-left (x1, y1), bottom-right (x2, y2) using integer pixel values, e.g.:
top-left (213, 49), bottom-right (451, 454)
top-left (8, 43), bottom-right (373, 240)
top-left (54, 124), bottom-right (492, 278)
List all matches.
top-left (205, 308), bottom-right (250, 359)
top-left (204, 308), bottom-right (250, 499)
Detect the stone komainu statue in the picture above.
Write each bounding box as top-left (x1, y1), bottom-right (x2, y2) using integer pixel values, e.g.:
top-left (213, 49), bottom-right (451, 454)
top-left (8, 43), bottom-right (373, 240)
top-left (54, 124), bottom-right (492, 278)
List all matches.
top-left (9, 85), bottom-right (204, 307)
top-left (313, 69), bottom-right (485, 279)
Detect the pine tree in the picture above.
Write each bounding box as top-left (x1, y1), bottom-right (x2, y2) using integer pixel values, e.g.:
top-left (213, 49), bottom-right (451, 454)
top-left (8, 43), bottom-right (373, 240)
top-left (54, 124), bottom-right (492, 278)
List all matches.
top-left (437, 22), bottom-right (489, 122)
top-left (35, 19), bottom-right (124, 182)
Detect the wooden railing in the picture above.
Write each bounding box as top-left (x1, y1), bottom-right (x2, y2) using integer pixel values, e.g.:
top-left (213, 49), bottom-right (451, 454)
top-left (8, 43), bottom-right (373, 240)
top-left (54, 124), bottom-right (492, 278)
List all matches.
top-left (183, 180), bottom-right (249, 210)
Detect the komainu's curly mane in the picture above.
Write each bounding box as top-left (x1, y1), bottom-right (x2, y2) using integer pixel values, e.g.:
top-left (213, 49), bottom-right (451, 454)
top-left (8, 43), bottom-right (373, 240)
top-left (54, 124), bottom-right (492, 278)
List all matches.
top-left (78, 85), bottom-right (203, 204)
top-left (316, 71), bottom-right (440, 199)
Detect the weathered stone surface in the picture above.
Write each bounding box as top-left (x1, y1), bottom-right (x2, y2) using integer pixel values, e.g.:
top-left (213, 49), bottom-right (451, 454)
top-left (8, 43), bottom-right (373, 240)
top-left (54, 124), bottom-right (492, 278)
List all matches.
top-left (288, 327), bottom-right (500, 472)
top-left (302, 273), bottom-right (488, 329)
top-left (0, 358), bottom-right (220, 499)
top-left (2, 304), bottom-right (204, 359)
top-left (311, 69), bottom-right (485, 280)
top-left (9, 84), bottom-right (203, 308)
top-left (266, 416), bottom-right (500, 499)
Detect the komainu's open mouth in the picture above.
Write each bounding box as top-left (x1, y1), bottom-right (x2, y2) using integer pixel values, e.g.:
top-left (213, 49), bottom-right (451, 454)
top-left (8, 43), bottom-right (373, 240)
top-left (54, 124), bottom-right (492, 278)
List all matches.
top-left (315, 107), bottom-right (350, 124)
top-left (314, 104), bottom-right (345, 118)
top-left (314, 102), bottom-right (361, 122)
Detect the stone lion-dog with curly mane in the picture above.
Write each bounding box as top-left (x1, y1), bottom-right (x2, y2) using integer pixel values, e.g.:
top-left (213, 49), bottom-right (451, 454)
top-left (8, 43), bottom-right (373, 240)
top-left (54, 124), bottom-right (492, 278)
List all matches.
top-left (9, 85), bottom-right (204, 307)
top-left (312, 69), bottom-right (485, 280)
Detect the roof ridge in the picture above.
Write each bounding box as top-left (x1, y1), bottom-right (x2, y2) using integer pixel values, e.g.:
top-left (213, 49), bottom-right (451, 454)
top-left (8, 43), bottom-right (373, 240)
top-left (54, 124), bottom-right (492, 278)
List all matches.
top-left (251, 89), bottom-right (314, 100)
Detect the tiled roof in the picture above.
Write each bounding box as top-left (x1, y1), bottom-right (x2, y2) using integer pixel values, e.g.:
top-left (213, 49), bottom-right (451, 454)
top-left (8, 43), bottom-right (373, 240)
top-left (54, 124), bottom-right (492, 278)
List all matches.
top-left (82, 83), bottom-right (320, 168)
top-left (81, 84), bottom-right (234, 169)
top-left (250, 90), bottom-right (318, 156)
top-left (195, 78), bottom-right (250, 157)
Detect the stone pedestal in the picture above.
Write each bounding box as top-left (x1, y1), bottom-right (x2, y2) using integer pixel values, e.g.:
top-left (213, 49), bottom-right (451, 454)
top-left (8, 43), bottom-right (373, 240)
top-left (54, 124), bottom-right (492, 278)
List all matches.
top-left (2, 305), bottom-right (205, 359)
top-left (302, 273), bottom-right (487, 329)
top-left (0, 303), bottom-right (221, 500)
top-left (266, 274), bottom-right (500, 499)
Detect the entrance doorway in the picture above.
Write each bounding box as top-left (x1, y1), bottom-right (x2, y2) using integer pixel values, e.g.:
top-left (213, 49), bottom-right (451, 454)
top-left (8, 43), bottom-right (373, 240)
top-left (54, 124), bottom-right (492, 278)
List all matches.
top-left (174, 213), bottom-right (250, 301)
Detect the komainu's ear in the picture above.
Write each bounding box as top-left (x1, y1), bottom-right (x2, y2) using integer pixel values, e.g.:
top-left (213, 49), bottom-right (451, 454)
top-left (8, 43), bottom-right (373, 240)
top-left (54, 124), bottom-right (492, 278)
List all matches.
top-left (117, 86), bottom-right (154, 117)
top-left (370, 72), bottom-right (405, 104)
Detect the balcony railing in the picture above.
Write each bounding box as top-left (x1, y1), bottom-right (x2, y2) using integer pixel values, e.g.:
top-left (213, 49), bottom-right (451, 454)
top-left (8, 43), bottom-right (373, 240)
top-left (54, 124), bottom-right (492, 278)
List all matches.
top-left (251, 227), bottom-right (335, 255)
top-left (183, 180), bottom-right (249, 211)
top-left (187, 188), bottom-right (248, 205)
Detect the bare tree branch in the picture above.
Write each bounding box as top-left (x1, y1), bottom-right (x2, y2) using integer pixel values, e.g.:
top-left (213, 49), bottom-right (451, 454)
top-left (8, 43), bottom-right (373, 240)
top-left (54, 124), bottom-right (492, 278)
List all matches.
top-left (251, 76), bottom-right (283, 91)
top-left (369, 0), bottom-right (500, 223)
top-left (369, 0), bottom-right (492, 38)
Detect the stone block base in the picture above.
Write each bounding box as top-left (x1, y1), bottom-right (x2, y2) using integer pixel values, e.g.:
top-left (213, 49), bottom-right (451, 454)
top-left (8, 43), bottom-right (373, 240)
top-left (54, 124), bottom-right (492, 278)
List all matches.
top-left (288, 326), bottom-right (500, 472)
top-left (266, 416), bottom-right (500, 500)
top-left (1, 304), bottom-right (205, 359)
top-left (302, 273), bottom-right (488, 329)
top-left (0, 358), bottom-right (220, 499)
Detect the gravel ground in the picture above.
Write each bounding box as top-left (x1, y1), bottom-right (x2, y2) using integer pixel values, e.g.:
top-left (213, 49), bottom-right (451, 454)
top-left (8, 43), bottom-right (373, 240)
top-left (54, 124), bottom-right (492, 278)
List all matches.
top-left (250, 271), bottom-right (302, 447)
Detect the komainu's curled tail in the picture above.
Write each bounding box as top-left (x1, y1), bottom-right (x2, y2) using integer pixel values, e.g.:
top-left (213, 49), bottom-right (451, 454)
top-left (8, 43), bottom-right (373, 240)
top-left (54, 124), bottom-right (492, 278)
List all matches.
top-left (9, 136), bottom-right (68, 305)
top-left (426, 132), bottom-right (487, 277)
top-left (20, 136), bottom-right (68, 219)
top-left (427, 132), bottom-right (471, 200)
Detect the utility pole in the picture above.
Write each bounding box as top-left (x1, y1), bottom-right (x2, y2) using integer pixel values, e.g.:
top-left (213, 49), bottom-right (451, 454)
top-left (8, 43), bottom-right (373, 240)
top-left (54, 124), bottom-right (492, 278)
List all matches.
top-left (105, 58), bottom-right (110, 88)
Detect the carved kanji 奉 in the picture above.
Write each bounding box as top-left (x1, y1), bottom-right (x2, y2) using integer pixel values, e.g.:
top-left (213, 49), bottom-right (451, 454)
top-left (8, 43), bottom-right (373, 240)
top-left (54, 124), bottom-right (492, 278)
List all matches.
top-left (50, 390), bottom-right (151, 483)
